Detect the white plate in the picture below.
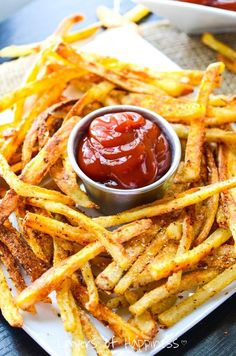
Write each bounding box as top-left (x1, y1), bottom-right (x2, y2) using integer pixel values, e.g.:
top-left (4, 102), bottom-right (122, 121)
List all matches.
top-left (134, 0), bottom-right (236, 34)
top-left (4, 26), bottom-right (236, 356)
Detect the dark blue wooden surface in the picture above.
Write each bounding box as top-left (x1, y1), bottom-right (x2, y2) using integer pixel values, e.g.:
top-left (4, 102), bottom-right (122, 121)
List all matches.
top-left (0, 1), bottom-right (235, 355)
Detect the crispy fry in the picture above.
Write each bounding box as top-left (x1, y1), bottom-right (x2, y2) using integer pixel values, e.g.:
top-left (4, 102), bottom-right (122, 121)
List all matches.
top-left (175, 62), bottom-right (224, 183)
top-left (71, 280), bottom-right (151, 350)
top-left (94, 176), bottom-right (236, 227)
top-left (172, 124), bottom-right (236, 144)
top-left (0, 153), bottom-right (73, 205)
top-left (218, 145), bottom-right (236, 244)
top-left (81, 262), bottom-right (99, 309)
top-left (114, 229), bottom-right (168, 294)
top-left (0, 242), bottom-right (26, 292)
top-left (195, 148), bottom-right (219, 245)
top-left (151, 228), bottom-right (231, 281)
top-left (50, 157), bottom-right (96, 208)
top-left (79, 309), bottom-right (112, 356)
top-left (0, 265), bottom-right (23, 327)
top-left (202, 33), bottom-right (236, 62)
top-left (0, 224), bottom-right (47, 281)
top-left (159, 263), bottom-right (236, 327)
top-left (129, 269), bottom-right (218, 316)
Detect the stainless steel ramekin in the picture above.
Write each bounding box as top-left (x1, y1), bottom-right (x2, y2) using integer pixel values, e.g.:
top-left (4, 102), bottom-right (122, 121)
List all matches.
top-left (68, 105), bottom-right (181, 214)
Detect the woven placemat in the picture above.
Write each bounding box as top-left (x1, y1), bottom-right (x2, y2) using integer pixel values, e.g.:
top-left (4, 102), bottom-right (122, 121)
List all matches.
top-left (0, 22), bottom-right (235, 96)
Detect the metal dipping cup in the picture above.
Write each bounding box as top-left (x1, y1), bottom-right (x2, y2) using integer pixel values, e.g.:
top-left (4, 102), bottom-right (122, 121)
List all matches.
top-left (68, 105), bottom-right (181, 214)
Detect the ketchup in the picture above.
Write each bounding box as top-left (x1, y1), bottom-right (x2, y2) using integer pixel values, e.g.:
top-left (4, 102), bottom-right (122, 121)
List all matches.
top-left (178, 0), bottom-right (236, 11)
top-left (77, 112), bottom-right (171, 189)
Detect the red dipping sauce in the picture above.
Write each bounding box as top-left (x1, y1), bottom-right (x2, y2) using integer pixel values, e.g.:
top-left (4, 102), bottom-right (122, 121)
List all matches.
top-left (178, 0), bottom-right (236, 11)
top-left (77, 112), bottom-right (171, 189)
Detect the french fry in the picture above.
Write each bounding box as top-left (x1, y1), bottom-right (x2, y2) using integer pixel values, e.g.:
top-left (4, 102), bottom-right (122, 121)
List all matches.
top-left (0, 242), bottom-right (26, 292)
top-left (195, 148), bottom-right (219, 245)
top-left (159, 263), bottom-right (236, 327)
top-left (0, 265), bottom-right (23, 327)
top-left (71, 280), bottom-right (151, 350)
top-left (95, 231), bottom-right (155, 291)
top-left (22, 226), bottom-right (51, 264)
top-left (136, 242), bottom-right (178, 287)
top-left (0, 67), bottom-right (85, 114)
top-left (129, 269), bottom-right (218, 316)
top-left (172, 124), bottom-right (236, 144)
top-left (218, 145), bottom-right (236, 244)
top-left (0, 154), bottom-right (73, 205)
top-left (129, 310), bottom-right (158, 339)
top-left (50, 157), bottom-right (96, 208)
top-left (0, 224), bottom-right (47, 281)
top-left (81, 262), bottom-right (99, 309)
top-left (151, 295), bottom-right (177, 316)
top-left (202, 33), bottom-right (236, 62)
top-left (19, 199), bottom-right (130, 270)
top-left (114, 229), bottom-right (168, 294)
top-left (94, 176), bottom-right (236, 227)
top-left (175, 62), bottom-right (224, 183)
top-left (151, 228), bottom-right (231, 281)
top-left (166, 213), bottom-right (193, 291)
top-left (121, 93), bottom-right (203, 123)
top-left (79, 309), bottom-right (112, 356)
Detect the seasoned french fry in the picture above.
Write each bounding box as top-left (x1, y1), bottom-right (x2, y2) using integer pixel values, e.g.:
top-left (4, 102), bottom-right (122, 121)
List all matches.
top-left (50, 157), bottom-right (96, 208)
top-left (81, 262), bottom-right (99, 309)
top-left (151, 295), bottom-right (177, 316)
top-left (151, 228), bottom-right (231, 281)
top-left (175, 62), bottom-right (224, 183)
top-left (71, 280), bottom-right (151, 350)
top-left (0, 242), bottom-right (26, 292)
top-left (129, 269), bottom-right (218, 316)
top-left (172, 124), bottom-right (236, 144)
top-left (79, 309), bottom-right (112, 356)
top-left (95, 176), bottom-right (236, 227)
top-left (159, 263), bottom-right (236, 327)
top-left (0, 154), bottom-right (73, 205)
top-left (0, 265), bottom-right (23, 327)
top-left (218, 145), bottom-right (236, 244)
top-left (166, 213), bottom-right (193, 291)
top-left (114, 229), bottom-right (168, 294)
top-left (0, 67), bottom-right (85, 114)
top-left (195, 148), bottom-right (219, 245)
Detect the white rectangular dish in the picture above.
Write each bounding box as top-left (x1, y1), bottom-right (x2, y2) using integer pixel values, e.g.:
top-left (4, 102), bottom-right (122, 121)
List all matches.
top-left (134, 0), bottom-right (236, 34)
top-left (2, 25), bottom-right (236, 356)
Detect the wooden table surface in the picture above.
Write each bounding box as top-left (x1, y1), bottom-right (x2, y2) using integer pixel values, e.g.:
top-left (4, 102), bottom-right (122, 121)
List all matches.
top-left (0, 0), bottom-right (235, 355)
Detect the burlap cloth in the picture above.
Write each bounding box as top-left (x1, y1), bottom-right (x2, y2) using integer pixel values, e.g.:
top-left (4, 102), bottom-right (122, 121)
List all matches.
top-left (0, 22), bottom-right (235, 97)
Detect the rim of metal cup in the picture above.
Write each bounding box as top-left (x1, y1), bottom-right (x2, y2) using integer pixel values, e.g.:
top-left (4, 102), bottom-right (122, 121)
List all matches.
top-left (68, 105), bottom-right (181, 195)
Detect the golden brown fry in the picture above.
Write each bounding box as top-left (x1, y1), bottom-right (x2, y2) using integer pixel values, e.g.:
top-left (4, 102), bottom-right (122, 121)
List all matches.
top-left (166, 213), bottom-right (193, 291)
top-left (159, 263), bottom-right (236, 327)
top-left (195, 148), bottom-right (219, 245)
top-left (95, 231), bottom-right (155, 291)
top-left (0, 224), bottom-right (47, 281)
top-left (114, 229), bottom-right (168, 294)
top-left (94, 176), bottom-right (236, 227)
top-left (151, 228), bottom-right (231, 281)
top-left (50, 157), bottom-right (96, 208)
top-left (202, 33), bottom-right (236, 62)
top-left (79, 309), bottom-right (112, 356)
top-left (0, 242), bottom-right (26, 292)
top-left (81, 262), bottom-right (99, 309)
top-left (0, 265), bottom-right (23, 327)
top-left (218, 145), bottom-right (236, 244)
top-left (71, 280), bottom-right (151, 350)
top-left (151, 295), bottom-right (177, 316)
top-left (172, 124), bottom-right (236, 144)
top-left (175, 62), bottom-right (224, 183)
top-left (0, 153), bottom-right (73, 205)
top-left (129, 269), bottom-right (218, 316)
top-left (0, 67), bottom-right (85, 114)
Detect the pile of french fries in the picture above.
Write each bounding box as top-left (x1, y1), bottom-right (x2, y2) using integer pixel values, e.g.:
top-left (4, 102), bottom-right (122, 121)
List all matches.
top-left (0, 8), bottom-right (236, 356)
